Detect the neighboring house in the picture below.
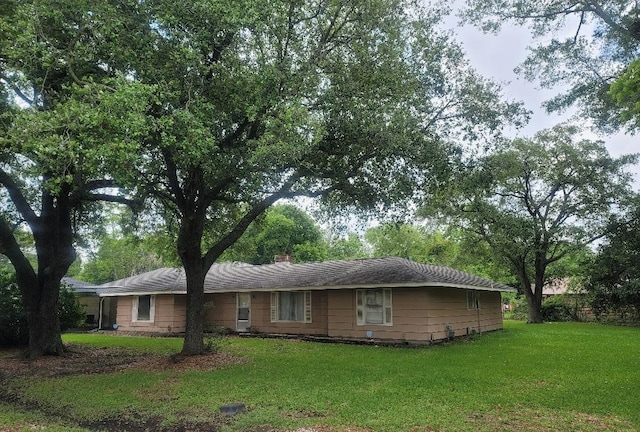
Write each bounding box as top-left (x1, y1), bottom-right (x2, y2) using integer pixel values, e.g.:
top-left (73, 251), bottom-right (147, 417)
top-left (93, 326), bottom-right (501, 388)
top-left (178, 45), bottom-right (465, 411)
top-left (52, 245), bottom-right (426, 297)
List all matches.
top-left (98, 257), bottom-right (515, 343)
top-left (61, 277), bottom-right (101, 326)
top-left (541, 279), bottom-right (570, 299)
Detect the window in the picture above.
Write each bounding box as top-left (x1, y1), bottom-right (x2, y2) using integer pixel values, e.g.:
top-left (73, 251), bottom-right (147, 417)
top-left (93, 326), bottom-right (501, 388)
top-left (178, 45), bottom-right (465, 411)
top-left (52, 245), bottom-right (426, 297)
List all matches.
top-left (132, 295), bottom-right (155, 322)
top-left (270, 291), bottom-right (312, 322)
top-left (356, 289), bottom-right (392, 326)
top-left (467, 290), bottom-right (481, 310)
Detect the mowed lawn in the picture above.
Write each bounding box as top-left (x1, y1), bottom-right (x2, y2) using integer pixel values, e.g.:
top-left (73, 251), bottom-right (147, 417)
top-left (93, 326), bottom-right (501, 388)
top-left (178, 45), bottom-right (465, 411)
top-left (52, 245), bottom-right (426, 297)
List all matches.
top-left (1, 321), bottom-right (639, 431)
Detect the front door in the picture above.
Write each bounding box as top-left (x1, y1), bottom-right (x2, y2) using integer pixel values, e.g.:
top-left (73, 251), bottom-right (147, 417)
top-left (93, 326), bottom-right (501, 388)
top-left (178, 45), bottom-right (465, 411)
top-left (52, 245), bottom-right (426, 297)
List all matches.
top-left (236, 293), bottom-right (251, 332)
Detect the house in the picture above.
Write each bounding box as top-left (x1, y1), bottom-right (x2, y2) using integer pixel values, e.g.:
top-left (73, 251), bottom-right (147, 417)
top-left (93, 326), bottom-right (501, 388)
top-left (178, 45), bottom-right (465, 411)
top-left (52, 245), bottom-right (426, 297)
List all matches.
top-left (98, 257), bottom-right (515, 343)
top-left (61, 277), bottom-right (102, 327)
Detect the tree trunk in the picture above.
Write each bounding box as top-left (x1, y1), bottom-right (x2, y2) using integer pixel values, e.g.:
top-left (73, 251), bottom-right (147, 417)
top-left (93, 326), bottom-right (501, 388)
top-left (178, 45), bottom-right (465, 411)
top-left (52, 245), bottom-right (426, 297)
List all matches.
top-left (525, 293), bottom-right (543, 323)
top-left (514, 260), bottom-right (543, 323)
top-left (178, 215), bottom-right (207, 355)
top-left (15, 253), bottom-right (68, 358)
top-left (23, 187), bottom-right (76, 358)
top-left (181, 264), bottom-right (206, 355)
top-left (24, 277), bottom-right (64, 357)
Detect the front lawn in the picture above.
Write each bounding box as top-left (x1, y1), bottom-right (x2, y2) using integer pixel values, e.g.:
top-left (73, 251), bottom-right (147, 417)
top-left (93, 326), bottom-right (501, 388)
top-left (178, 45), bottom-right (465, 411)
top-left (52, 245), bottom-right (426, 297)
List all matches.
top-left (1, 321), bottom-right (638, 431)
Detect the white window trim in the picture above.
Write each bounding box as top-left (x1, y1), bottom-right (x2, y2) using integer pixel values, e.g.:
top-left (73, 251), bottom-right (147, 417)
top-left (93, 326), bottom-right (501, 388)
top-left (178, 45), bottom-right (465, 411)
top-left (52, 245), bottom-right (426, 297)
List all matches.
top-left (132, 295), bottom-right (156, 322)
top-left (467, 290), bottom-right (481, 311)
top-left (270, 291), bottom-right (312, 323)
top-left (356, 288), bottom-right (393, 326)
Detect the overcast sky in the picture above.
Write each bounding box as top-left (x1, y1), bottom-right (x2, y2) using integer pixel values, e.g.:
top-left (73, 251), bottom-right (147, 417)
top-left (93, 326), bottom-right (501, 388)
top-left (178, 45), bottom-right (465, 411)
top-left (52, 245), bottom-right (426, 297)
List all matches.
top-left (444, 12), bottom-right (638, 163)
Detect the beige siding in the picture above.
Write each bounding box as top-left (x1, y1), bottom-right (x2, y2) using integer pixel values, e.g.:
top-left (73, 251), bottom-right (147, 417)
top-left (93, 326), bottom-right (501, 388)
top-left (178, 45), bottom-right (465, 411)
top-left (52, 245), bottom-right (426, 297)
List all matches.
top-left (78, 296), bottom-right (100, 325)
top-left (114, 286), bottom-right (503, 342)
top-left (327, 287), bottom-right (503, 343)
top-left (115, 294), bottom-right (186, 333)
top-left (424, 288), bottom-right (502, 340)
top-left (205, 291), bottom-right (329, 335)
top-left (204, 293), bottom-right (237, 330)
top-left (327, 288), bottom-right (432, 342)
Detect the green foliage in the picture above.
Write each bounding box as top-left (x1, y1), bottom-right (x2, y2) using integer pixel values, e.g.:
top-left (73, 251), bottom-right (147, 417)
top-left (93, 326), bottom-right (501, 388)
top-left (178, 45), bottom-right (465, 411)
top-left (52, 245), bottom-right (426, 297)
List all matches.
top-left (609, 58), bottom-right (640, 129)
top-left (363, 222), bottom-right (513, 282)
top-left (586, 201), bottom-right (640, 321)
top-left (58, 283), bottom-right (86, 332)
top-left (462, 0), bottom-right (640, 132)
top-left (220, 205), bottom-right (328, 264)
top-left (541, 295), bottom-right (575, 322)
top-left (0, 271), bottom-right (27, 346)
top-left (81, 234), bottom-right (178, 284)
top-left (328, 233), bottom-right (370, 260)
top-left (430, 124), bottom-right (637, 321)
top-left (0, 275), bottom-right (84, 347)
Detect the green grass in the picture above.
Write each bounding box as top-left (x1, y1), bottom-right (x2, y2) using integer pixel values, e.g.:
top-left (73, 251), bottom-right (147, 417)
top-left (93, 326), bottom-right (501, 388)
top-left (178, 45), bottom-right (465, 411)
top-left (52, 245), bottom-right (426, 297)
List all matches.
top-left (3, 321), bottom-right (640, 431)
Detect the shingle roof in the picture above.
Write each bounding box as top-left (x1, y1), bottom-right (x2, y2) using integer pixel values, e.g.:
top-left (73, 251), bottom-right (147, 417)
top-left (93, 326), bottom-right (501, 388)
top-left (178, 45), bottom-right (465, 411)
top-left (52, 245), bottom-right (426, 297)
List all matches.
top-left (99, 257), bottom-right (514, 296)
top-left (62, 277), bottom-right (101, 295)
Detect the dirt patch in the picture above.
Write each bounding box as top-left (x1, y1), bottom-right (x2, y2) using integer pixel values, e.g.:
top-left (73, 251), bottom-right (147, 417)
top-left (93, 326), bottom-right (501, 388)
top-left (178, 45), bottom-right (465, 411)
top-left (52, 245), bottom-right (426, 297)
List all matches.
top-left (0, 344), bottom-right (246, 380)
top-left (0, 344), bottom-right (247, 432)
top-left (465, 405), bottom-right (636, 432)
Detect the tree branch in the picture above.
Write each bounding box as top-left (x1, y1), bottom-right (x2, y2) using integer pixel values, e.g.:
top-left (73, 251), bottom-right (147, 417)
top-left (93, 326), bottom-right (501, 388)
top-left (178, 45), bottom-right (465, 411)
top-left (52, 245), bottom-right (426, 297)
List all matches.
top-left (0, 170), bottom-right (39, 226)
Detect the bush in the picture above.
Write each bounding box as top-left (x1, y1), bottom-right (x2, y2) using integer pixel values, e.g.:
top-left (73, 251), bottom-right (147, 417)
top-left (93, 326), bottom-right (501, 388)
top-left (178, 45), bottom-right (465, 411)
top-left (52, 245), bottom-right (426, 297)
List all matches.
top-left (541, 295), bottom-right (575, 322)
top-left (0, 272), bottom-right (29, 346)
top-left (0, 273), bottom-right (86, 347)
top-left (503, 294), bottom-right (528, 321)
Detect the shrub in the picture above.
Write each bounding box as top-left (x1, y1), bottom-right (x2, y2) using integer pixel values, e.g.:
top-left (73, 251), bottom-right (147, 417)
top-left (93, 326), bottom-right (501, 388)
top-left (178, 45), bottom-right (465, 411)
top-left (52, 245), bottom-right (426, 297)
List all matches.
top-left (541, 295), bottom-right (575, 322)
top-left (0, 272), bottom-right (28, 346)
top-left (0, 273), bottom-right (86, 347)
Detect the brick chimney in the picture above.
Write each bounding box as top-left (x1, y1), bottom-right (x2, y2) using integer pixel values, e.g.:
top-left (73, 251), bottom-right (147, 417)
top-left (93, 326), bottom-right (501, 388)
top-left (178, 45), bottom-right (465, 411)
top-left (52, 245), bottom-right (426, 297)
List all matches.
top-left (274, 254), bottom-right (294, 264)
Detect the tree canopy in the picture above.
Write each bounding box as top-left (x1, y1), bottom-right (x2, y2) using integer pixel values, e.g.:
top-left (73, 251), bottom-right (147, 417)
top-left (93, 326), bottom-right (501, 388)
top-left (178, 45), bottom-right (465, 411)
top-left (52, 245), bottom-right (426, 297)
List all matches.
top-left (461, 0), bottom-right (640, 131)
top-left (1, 0), bottom-right (525, 355)
top-left (220, 204), bottom-right (328, 264)
top-left (430, 124), bottom-right (637, 322)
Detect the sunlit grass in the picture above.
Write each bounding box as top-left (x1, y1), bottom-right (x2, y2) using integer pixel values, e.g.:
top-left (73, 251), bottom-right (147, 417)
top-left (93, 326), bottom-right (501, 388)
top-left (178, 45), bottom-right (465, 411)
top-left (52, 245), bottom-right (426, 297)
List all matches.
top-left (3, 322), bottom-right (639, 431)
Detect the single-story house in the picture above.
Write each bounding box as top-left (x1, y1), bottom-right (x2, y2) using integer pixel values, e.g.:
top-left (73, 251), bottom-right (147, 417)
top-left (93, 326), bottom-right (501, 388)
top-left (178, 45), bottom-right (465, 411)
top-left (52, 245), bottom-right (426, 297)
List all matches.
top-left (98, 257), bottom-right (515, 343)
top-left (62, 277), bottom-right (102, 326)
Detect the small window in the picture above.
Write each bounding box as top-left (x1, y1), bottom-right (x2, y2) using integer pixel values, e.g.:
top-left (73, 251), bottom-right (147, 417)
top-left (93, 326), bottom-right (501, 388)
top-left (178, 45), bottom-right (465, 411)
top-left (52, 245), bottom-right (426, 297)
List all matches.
top-left (467, 291), bottom-right (481, 310)
top-left (270, 291), bottom-right (312, 323)
top-left (356, 289), bottom-right (392, 326)
top-left (132, 295), bottom-right (155, 322)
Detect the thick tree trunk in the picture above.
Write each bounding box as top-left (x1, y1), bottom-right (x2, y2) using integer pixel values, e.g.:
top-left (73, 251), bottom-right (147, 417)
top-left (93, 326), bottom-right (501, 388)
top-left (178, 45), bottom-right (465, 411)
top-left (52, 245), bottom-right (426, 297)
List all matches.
top-left (24, 278), bottom-right (64, 357)
top-left (24, 187), bottom-right (75, 358)
top-left (15, 252), bottom-right (69, 358)
top-left (514, 261), bottom-right (544, 323)
top-left (181, 264), bottom-right (206, 355)
top-left (178, 215), bottom-right (207, 355)
top-left (525, 292), bottom-right (543, 323)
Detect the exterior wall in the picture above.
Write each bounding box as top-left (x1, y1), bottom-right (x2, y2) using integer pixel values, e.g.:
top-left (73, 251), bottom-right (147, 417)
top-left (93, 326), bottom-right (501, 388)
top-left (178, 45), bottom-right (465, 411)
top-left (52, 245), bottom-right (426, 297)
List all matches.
top-left (205, 291), bottom-right (329, 336)
top-left (327, 287), bottom-right (503, 343)
top-left (424, 288), bottom-right (502, 340)
top-left (114, 294), bottom-right (186, 333)
top-left (327, 288), bottom-right (432, 342)
top-left (204, 293), bottom-right (236, 330)
top-left (78, 295), bottom-right (100, 326)
top-left (112, 286), bottom-right (503, 341)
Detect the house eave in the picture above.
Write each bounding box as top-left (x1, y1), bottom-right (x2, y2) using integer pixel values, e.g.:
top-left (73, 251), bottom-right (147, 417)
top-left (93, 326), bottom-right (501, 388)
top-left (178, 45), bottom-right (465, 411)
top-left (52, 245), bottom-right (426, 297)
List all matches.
top-left (98, 281), bottom-right (514, 297)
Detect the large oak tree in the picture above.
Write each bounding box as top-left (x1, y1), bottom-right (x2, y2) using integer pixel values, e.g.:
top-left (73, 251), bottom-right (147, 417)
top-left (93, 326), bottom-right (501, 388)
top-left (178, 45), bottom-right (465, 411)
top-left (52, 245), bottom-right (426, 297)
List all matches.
top-left (2, 0), bottom-right (525, 355)
top-left (0, 1), bottom-right (150, 357)
top-left (431, 125), bottom-right (637, 322)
